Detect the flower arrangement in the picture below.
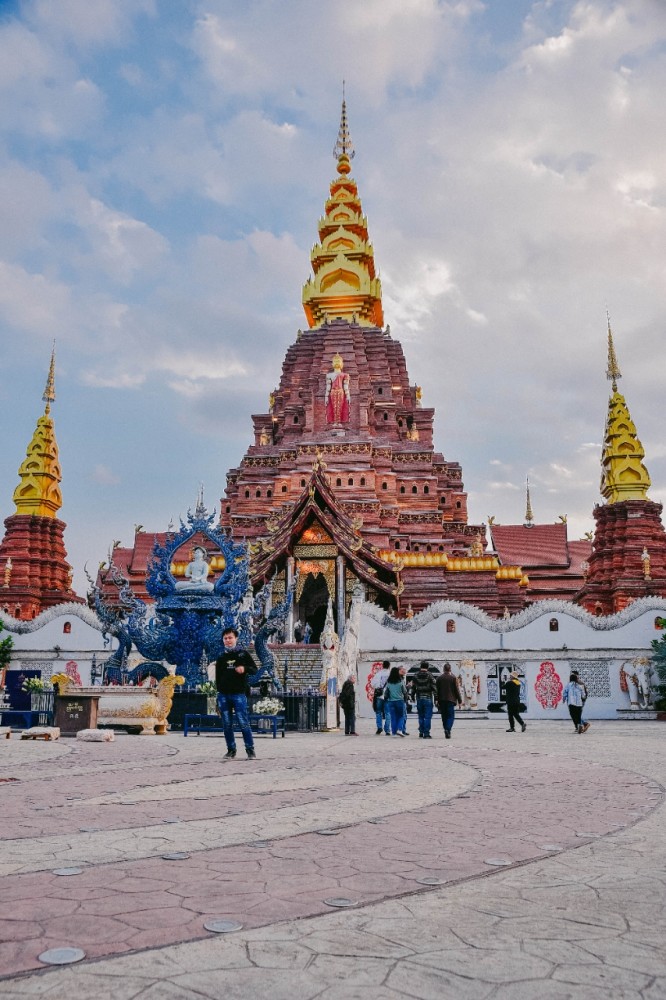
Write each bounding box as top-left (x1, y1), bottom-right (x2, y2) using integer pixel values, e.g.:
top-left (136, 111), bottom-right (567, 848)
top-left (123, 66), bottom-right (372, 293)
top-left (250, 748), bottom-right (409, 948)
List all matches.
top-left (51, 672), bottom-right (74, 689)
top-left (22, 677), bottom-right (49, 693)
top-left (253, 697), bottom-right (285, 715)
top-left (197, 681), bottom-right (217, 696)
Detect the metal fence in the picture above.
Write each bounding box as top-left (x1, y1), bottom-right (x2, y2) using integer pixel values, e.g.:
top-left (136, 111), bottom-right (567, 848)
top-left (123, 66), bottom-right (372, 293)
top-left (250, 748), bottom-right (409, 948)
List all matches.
top-left (249, 691), bottom-right (326, 732)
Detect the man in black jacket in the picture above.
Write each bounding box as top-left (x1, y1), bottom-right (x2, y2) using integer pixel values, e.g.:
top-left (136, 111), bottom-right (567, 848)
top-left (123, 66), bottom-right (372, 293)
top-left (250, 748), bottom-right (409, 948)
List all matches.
top-left (215, 627), bottom-right (258, 759)
top-left (412, 661), bottom-right (437, 739)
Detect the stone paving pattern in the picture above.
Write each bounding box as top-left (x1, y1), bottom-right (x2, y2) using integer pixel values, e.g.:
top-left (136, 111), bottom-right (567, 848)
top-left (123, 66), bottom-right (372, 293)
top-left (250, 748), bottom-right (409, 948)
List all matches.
top-left (0, 718), bottom-right (664, 998)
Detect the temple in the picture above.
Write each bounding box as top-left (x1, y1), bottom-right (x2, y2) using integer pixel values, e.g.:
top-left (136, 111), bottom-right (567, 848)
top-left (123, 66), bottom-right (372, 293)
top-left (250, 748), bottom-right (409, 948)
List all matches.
top-left (95, 102), bottom-right (666, 639)
top-left (0, 348), bottom-right (82, 618)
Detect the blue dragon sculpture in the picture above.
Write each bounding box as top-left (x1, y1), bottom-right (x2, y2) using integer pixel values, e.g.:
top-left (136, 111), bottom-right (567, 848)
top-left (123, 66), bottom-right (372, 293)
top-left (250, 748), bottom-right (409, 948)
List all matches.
top-left (89, 502), bottom-right (293, 687)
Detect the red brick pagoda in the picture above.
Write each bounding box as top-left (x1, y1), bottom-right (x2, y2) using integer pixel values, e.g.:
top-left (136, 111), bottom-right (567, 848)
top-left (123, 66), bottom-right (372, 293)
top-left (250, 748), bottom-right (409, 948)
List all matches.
top-left (0, 349), bottom-right (82, 619)
top-left (218, 100), bottom-right (529, 636)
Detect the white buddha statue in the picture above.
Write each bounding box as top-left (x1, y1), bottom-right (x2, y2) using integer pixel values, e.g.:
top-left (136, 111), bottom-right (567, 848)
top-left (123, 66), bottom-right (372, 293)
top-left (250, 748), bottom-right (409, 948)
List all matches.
top-left (175, 546), bottom-right (214, 592)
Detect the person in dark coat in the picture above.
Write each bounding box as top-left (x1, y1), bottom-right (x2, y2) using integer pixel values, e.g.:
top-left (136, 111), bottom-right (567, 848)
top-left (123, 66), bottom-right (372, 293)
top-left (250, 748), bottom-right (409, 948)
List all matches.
top-left (214, 627), bottom-right (258, 759)
top-left (339, 675), bottom-right (357, 735)
top-left (435, 663), bottom-right (462, 739)
top-left (505, 670), bottom-right (526, 732)
top-left (412, 661), bottom-right (437, 739)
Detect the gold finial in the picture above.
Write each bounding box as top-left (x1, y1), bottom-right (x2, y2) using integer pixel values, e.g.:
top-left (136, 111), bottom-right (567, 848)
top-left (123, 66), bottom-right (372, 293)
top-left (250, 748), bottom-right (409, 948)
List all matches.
top-left (600, 319), bottom-right (651, 503)
top-left (12, 350), bottom-right (63, 517)
top-left (333, 82), bottom-right (355, 165)
top-left (606, 311), bottom-right (621, 391)
top-left (524, 478), bottom-right (534, 526)
top-left (43, 341), bottom-right (56, 413)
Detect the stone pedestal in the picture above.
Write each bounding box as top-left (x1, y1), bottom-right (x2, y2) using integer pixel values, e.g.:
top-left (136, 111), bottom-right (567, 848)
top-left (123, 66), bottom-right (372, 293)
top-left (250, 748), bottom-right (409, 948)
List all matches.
top-left (54, 694), bottom-right (99, 735)
top-left (616, 709), bottom-right (659, 721)
top-left (457, 709), bottom-right (489, 720)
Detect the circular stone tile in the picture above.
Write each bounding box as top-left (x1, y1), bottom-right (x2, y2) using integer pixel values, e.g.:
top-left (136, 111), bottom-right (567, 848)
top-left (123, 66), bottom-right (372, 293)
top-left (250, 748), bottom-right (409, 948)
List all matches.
top-left (38, 947), bottom-right (86, 965)
top-left (415, 876), bottom-right (446, 886)
top-left (161, 852), bottom-right (190, 861)
top-left (324, 897), bottom-right (357, 908)
top-left (52, 867), bottom-right (83, 876)
top-left (484, 858), bottom-right (512, 867)
top-left (204, 919), bottom-right (243, 933)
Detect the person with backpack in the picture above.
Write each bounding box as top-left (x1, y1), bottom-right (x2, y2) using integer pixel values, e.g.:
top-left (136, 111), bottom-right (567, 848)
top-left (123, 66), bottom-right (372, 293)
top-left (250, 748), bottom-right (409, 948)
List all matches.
top-left (563, 671), bottom-right (590, 734)
top-left (339, 675), bottom-right (357, 735)
top-left (435, 662), bottom-right (462, 739)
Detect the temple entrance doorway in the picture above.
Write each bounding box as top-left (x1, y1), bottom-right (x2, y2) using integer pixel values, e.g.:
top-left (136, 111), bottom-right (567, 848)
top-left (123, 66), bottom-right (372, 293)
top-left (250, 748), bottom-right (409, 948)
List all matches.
top-left (295, 572), bottom-right (331, 643)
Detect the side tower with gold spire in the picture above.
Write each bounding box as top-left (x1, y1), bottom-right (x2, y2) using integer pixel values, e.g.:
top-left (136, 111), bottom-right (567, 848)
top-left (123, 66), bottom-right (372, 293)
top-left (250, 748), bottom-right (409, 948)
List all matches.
top-left (0, 348), bottom-right (82, 618)
top-left (576, 319), bottom-right (666, 613)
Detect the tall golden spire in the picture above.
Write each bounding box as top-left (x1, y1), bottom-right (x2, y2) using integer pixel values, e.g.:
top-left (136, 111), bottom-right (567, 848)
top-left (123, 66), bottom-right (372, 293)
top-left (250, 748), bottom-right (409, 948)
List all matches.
top-left (600, 320), bottom-right (650, 503)
top-left (524, 478), bottom-right (534, 527)
top-left (12, 349), bottom-right (63, 517)
top-left (302, 92), bottom-right (383, 329)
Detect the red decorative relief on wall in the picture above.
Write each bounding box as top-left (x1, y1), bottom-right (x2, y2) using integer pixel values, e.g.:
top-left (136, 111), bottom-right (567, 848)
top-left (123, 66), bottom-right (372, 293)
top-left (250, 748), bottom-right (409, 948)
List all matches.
top-left (534, 660), bottom-right (562, 709)
top-left (365, 661), bottom-right (384, 702)
top-left (65, 660), bottom-right (82, 685)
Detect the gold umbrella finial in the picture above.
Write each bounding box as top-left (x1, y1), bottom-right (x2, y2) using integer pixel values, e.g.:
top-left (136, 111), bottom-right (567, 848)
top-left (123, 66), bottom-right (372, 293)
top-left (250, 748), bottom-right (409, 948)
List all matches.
top-left (606, 311), bottom-right (622, 392)
top-left (43, 341), bottom-right (56, 413)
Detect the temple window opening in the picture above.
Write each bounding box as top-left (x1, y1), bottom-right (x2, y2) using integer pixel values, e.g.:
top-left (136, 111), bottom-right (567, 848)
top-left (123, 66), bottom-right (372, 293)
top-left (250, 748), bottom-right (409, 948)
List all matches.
top-left (378, 387), bottom-right (383, 394)
top-left (63, 621), bottom-right (71, 634)
top-left (446, 619), bottom-right (456, 633)
top-left (439, 545), bottom-right (444, 551)
top-left (226, 505), bottom-right (230, 513)
top-left (15, 606), bottom-right (21, 617)
top-left (400, 486), bottom-right (406, 494)
top-left (256, 489), bottom-right (261, 498)
top-left (426, 545), bottom-right (431, 552)
top-left (281, 485), bottom-right (288, 493)
top-left (412, 485), bottom-right (418, 494)
top-left (294, 416), bottom-right (299, 423)
top-left (414, 544), bottom-right (420, 552)
top-left (267, 488), bottom-right (272, 497)
top-left (424, 485), bottom-right (429, 495)
top-left (655, 617), bottom-right (664, 629)
top-left (360, 476), bottom-right (366, 486)
top-left (383, 412), bottom-right (388, 421)
top-left (395, 541), bottom-right (401, 549)
top-left (336, 477), bottom-right (342, 487)
top-left (398, 419), bottom-right (403, 428)
top-left (456, 501), bottom-right (462, 509)
top-left (549, 618), bottom-right (559, 632)
top-left (245, 489), bottom-right (250, 499)
top-left (348, 477), bottom-right (353, 486)
top-left (382, 481), bottom-right (388, 490)
top-left (300, 478), bottom-right (306, 487)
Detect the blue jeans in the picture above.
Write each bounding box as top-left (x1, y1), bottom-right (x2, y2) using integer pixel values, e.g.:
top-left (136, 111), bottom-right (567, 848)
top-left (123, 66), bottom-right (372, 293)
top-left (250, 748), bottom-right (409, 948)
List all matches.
top-left (374, 700), bottom-right (390, 732)
top-left (417, 698), bottom-right (433, 735)
top-left (217, 693), bottom-right (254, 751)
top-left (387, 700), bottom-right (406, 735)
top-left (440, 701), bottom-right (456, 734)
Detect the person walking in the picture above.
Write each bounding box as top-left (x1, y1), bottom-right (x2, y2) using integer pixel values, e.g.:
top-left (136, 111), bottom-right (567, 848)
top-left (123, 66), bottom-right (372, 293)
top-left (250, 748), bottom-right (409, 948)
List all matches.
top-left (505, 670), bottom-right (526, 733)
top-left (339, 675), bottom-right (357, 735)
top-left (399, 666), bottom-right (411, 735)
top-left (412, 661), bottom-right (437, 739)
top-left (214, 627), bottom-right (258, 759)
top-left (435, 663), bottom-right (462, 739)
top-left (562, 671), bottom-right (590, 734)
top-left (371, 660), bottom-right (391, 735)
top-left (383, 666), bottom-right (408, 736)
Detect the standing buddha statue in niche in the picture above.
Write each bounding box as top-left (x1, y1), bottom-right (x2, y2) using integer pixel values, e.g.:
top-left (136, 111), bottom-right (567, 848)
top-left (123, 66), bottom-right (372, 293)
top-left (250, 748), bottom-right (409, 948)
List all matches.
top-left (325, 353), bottom-right (351, 423)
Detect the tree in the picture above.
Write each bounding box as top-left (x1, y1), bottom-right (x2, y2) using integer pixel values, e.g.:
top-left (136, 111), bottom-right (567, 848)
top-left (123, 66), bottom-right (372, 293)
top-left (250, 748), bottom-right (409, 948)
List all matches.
top-left (0, 619), bottom-right (13, 676)
top-left (650, 619), bottom-right (666, 710)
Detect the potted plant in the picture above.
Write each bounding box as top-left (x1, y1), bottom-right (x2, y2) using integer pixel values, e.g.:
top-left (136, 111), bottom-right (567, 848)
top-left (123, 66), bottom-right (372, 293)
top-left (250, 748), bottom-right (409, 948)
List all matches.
top-left (22, 676), bottom-right (52, 713)
top-left (196, 680), bottom-right (218, 714)
top-left (253, 696), bottom-right (285, 716)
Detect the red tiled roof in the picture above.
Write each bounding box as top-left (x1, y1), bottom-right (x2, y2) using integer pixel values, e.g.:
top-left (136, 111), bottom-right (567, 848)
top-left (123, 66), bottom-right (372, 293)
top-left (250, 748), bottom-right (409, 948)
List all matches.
top-left (491, 523), bottom-right (572, 568)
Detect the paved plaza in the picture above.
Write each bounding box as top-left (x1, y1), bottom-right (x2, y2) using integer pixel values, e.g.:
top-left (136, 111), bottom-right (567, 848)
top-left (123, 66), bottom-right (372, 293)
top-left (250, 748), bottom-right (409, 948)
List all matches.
top-left (0, 717), bottom-right (664, 999)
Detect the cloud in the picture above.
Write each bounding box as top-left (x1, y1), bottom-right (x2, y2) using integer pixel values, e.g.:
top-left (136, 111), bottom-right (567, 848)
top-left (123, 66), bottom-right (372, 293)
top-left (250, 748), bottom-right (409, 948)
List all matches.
top-left (91, 463), bottom-right (120, 486)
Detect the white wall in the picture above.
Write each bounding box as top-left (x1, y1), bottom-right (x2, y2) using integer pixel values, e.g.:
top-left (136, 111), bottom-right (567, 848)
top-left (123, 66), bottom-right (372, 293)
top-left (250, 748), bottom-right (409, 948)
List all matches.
top-left (1, 604), bottom-right (110, 687)
top-left (357, 598), bottom-right (666, 721)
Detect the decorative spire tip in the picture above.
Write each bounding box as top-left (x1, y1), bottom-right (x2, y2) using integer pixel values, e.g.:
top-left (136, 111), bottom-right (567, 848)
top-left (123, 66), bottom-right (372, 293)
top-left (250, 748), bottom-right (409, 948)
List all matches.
top-left (42, 341), bottom-right (56, 412)
top-left (524, 477), bottom-right (534, 527)
top-left (333, 82), bottom-right (355, 163)
top-left (606, 311), bottom-right (622, 392)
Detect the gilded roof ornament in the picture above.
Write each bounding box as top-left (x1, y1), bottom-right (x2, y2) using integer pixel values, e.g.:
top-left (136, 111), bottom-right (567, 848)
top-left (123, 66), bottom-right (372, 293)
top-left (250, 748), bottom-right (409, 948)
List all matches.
top-left (302, 93), bottom-right (383, 329)
top-left (600, 323), bottom-right (651, 503)
top-left (13, 350), bottom-right (63, 517)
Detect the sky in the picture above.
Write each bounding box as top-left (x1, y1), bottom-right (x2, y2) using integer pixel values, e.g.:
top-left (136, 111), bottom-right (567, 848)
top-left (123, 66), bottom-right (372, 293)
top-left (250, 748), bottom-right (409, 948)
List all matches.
top-left (0, 0), bottom-right (664, 594)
